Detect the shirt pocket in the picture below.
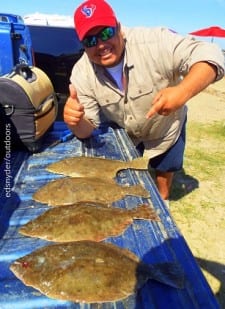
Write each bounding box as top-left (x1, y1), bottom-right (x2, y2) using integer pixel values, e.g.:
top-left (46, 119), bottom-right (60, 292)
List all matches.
top-left (129, 85), bottom-right (153, 100)
top-left (128, 85), bottom-right (154, 117)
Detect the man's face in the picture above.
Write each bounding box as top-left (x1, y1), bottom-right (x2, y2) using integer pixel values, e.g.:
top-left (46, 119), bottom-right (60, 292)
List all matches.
top-left (83, 23), bottom-right (125, 67)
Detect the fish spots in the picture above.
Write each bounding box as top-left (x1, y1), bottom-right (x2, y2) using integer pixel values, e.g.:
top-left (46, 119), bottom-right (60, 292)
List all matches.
top-left (22, 261), bottom-right (29, 268)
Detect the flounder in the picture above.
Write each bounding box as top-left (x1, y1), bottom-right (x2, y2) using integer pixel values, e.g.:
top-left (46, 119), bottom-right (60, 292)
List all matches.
top-left (10, 241), bottom-right (185, 303)
top-left (46, 156), bottom-right (149, 179)
top-left (19, 203), bottom-right (160, 242)
top-left (33, 177), bottom-right (150, 206)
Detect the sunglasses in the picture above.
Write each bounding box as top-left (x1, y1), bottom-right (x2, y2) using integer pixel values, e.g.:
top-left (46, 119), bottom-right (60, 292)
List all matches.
top-left (82, 26), bottom-right (117, 48)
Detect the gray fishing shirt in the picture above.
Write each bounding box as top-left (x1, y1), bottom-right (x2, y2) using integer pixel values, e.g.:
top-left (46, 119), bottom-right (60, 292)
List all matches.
top-left (70, 26), bottom-right (224, 158)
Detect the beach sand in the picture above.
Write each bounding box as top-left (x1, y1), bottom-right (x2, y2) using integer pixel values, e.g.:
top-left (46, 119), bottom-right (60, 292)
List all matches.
top-left (187, 77), bottom-right (225, 123)
top-left (171, 77), bottom-right (225, 307)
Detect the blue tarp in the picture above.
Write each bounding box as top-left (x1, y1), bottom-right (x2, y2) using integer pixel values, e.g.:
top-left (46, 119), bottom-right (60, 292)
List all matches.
top-left (0, 121), bottom-right (219, 309)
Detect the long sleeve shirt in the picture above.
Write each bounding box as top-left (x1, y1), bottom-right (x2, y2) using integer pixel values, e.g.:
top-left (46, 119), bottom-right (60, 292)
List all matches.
top-left (70, 26), bottom-right (224, 158)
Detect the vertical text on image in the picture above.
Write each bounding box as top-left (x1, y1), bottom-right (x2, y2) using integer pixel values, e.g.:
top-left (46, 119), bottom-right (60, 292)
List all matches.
top-left (4, 123), bottom-right (12, 198)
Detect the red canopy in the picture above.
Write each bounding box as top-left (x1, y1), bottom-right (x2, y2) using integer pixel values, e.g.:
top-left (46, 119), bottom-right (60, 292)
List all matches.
top-left (189, 26), bottom-right (225, 38)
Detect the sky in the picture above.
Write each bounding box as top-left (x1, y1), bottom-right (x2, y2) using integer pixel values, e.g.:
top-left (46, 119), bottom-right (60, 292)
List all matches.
top-left (1, 0), bottom-right (225, 49)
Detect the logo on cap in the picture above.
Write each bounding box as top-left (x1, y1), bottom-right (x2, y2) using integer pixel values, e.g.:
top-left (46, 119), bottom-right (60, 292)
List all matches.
top-left (81, 5), bottom-right (96, 18)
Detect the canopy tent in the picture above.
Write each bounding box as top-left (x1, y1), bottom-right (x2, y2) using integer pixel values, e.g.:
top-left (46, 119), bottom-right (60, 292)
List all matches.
top-left (189, 26), bottom-right (225, 42)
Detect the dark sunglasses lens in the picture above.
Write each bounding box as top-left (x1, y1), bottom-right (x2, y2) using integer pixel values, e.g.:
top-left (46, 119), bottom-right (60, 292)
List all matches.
top-left (100, 27), bottom-right (116, 41)
top-left (82, 36), bottom-right (97, 48)
top-left (82, 27), bottom-right (116, 48)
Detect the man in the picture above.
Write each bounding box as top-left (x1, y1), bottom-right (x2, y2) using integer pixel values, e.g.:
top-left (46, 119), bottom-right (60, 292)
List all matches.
top-left (63, 0), bottom-right (224, 203)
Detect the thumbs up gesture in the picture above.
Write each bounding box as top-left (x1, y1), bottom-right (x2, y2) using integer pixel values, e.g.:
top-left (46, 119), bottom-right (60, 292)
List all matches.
top-left (63, 84), bottom-right (85, 126)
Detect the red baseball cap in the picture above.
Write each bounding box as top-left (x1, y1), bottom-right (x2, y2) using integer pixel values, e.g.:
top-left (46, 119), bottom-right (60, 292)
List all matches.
top-left (74, 0), bottom-right (117, 40)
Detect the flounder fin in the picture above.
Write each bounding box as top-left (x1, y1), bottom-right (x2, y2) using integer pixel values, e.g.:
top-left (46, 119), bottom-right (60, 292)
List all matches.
top-left (126, 157), bottom-right (149, 170)
top-left (126, 184), bottom-right (150, 198)
top-left (132, 204), bottom-right (160, 221)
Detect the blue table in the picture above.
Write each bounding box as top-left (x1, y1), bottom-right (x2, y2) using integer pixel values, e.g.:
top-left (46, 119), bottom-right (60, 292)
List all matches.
top-left (0, 121), bottom-right (219, 309)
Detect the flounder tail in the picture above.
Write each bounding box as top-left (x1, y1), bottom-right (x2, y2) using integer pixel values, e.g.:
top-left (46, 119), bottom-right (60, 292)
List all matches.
top-left (126, 157), bottom-right (149, 170)
top-left (132, 204), bottom-right (160, 221)
top-left (126, 184), bottom-right (150, 198)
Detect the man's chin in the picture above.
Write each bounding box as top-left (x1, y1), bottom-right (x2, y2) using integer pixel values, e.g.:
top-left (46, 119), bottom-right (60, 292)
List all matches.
top-left (101, 57), bottom-right (120, 68)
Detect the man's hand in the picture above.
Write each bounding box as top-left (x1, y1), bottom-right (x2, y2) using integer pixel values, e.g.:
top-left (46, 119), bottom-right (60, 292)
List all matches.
top-left (63, 84), bottom-right (85, 126)
top-left (146, 86), bottom-right (187, 118)
top-left (63, 84), bottom-right (95, 139)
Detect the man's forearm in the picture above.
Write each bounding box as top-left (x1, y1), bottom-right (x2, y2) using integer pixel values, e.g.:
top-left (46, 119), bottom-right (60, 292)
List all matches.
top-left (178, 62), bottom-right (217, 102)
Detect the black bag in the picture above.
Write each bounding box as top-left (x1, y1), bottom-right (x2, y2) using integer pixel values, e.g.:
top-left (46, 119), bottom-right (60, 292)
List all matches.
top-left (0, 64), bottom-right (58, 154)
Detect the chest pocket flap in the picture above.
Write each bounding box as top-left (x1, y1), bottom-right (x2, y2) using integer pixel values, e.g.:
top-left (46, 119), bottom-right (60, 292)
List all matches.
top-left (96, 90), bottom-right (122, 107)
top-left (129, 85), bottom-right (153, 100)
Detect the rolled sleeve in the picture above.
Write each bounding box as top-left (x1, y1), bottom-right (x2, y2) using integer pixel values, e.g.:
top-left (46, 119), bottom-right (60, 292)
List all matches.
top-left (164, 29), bottom-right (225, 80)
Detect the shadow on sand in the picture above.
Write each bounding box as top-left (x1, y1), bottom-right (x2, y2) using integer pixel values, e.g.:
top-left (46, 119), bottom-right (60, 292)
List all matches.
top-left (195, 257), bottom-right (225, 308)
top-left (170, 168), bottom-right (199, 201)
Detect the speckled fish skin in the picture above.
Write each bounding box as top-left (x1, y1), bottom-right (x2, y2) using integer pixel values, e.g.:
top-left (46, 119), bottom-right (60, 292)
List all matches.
top-left (32, 177), bottom-right (150, 206)
top-left (19, 203), bottom-right (160, 242)
top-left (10, 241), bottom-right (185, 303)
top-left (46, 156), bottom-right (149, 179)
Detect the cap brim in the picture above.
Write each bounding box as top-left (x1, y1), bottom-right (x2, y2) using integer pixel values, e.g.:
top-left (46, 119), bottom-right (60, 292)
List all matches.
top-left (77, 17), bottom-right (117, 40)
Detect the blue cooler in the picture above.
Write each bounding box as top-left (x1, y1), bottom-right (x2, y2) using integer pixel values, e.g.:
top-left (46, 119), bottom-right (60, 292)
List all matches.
top-left (0, 13), bottom-right (33, 76)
